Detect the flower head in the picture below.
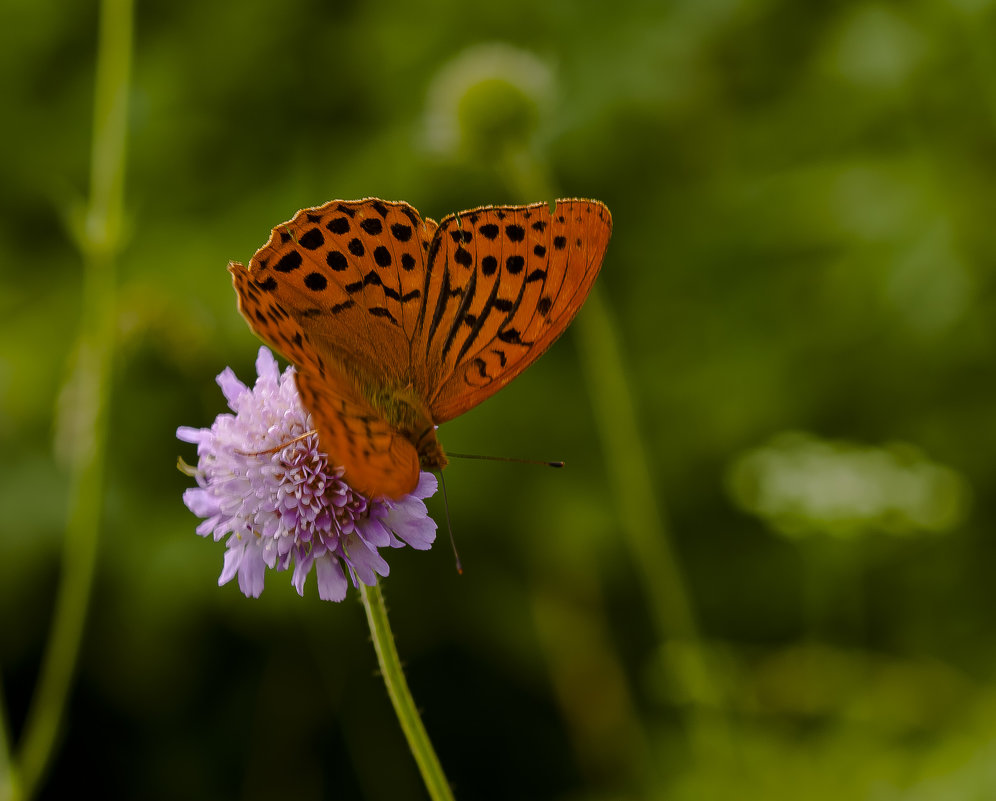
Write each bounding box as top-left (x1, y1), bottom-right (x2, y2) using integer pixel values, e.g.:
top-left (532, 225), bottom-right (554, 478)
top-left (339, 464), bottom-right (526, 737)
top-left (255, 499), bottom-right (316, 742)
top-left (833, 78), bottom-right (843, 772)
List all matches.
top-left (177, 347), bottom-right (437, 601)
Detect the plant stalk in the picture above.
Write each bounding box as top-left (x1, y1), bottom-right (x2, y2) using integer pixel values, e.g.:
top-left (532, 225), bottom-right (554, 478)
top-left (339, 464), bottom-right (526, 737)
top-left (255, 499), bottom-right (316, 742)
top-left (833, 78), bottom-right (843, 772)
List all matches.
top-left (360, 582), bottom-right (456, 801)
top-left (12, 0), bottom-right (132, 797)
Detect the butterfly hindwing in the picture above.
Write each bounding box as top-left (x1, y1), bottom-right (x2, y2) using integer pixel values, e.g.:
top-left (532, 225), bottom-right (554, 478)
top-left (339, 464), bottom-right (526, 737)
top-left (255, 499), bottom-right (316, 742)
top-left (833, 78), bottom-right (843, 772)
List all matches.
top-left (295, 366), bottom-right (420, 499)
top-left (417, 199), bottom-right (612, 423)
top-left (230, 258), bottom-right (420, 498)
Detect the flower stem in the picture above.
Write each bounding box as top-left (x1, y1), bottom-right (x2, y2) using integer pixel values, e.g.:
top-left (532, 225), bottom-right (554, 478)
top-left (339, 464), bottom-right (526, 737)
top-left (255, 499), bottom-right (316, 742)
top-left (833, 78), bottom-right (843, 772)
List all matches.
top-left (499, 152), bottom-right (731, 758)
top-left (12, 0), bottom-right (132, 797)
top-left (359, 582), bottom-right (456, 801)
top-left (0, 676), bottom-right (18, 801)
top-left (572, 289), bottom-right (731, 741)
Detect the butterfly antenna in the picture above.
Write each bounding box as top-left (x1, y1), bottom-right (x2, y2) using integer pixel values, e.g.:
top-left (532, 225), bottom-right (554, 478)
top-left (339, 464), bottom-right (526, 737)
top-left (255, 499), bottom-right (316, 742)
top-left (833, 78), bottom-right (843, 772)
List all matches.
top-left (436, 470), bottom-right (463, 575)
top-left (235, 430), bottom-right (317, 457)
top-left (447, 452), bottom-right (565, 468)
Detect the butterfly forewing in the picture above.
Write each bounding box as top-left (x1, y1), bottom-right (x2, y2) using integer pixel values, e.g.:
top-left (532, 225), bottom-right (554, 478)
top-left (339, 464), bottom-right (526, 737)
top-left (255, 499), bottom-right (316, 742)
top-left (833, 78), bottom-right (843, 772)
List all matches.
top-left (242, 199), bottom-right (437, 379)
top-left (229, 259), bottom-right (320, 370)
top-left (420, 199), bottom-right (612, 423)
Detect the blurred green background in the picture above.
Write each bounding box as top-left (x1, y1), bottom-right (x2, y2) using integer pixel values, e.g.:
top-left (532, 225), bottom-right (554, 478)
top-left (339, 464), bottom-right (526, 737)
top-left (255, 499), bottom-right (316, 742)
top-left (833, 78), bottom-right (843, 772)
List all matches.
top-left (4, 0), bottom-right (996, 799)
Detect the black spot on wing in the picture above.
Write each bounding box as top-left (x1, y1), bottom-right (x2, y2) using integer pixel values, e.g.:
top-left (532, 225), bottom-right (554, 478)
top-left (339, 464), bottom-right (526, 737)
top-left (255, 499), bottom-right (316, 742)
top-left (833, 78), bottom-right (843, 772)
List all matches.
top-left (454, 278), bottom-right (502, 365)
top-left (363, 270), bottom-right (383, 288)
top-left (401, 206), bottom-right (420, 228)
top-left (374, 246), bottom-right (392, 267)
top-left (426, 265), bottom-right (452, 348)
top-left (275, 251), bottom-right (303, 272)
top-left (299, 228), bottom-right (324, 250)
top-left (505, 224), bottom-right (525, 242)
top-left (327, 217), bottom-right (350, 234)
top-left (441, 267), bottom-right (478, 360)
top-left (369, 306), bottom-right (399, 325)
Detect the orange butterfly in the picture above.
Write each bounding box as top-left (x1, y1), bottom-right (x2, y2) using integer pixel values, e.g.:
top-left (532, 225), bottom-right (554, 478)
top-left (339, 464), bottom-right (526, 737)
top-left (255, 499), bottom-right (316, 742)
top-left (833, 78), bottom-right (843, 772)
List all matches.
top-left (229, 197), bottom-right (611, 499)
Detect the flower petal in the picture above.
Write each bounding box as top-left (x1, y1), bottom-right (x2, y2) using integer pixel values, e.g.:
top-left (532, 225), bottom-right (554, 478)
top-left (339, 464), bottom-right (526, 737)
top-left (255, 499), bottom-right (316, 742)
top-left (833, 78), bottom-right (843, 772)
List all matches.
top-left (255, 346), bottom-right (279, 382)
top-left (412, 471), bottom-right (439, 500)
top-left (343, 534), bottom-right (391, 585)
top-left (176, 426), bottom-right (206, 444)
top-left (216, 367), bottom-right (247, 408)
top-left (237, 541), bottom-right (266, 598)
top-left (183, 487), bottom-right (219, 518)
top-left (315, 555), bottom-right (348, 601)
top-left (386, 503), bottom-right (437, 550)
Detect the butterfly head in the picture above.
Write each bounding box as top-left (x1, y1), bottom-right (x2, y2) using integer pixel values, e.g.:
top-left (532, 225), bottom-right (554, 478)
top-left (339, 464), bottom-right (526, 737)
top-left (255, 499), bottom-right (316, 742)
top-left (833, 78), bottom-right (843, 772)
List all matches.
top-left (414, 425), bottom-right (448, 474)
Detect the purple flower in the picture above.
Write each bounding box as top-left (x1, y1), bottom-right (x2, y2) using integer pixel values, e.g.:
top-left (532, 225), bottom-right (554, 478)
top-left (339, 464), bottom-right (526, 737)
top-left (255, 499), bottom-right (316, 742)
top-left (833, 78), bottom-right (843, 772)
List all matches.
top-left (177, 347), bottom-right (438, 601)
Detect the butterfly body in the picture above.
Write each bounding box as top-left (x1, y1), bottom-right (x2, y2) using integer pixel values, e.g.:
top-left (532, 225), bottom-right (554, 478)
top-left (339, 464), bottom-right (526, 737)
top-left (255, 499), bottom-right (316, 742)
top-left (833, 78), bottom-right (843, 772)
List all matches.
top-left (367, 380), bottom-right (448, 472)
top-left (230, 197), bottom-right (611, 499)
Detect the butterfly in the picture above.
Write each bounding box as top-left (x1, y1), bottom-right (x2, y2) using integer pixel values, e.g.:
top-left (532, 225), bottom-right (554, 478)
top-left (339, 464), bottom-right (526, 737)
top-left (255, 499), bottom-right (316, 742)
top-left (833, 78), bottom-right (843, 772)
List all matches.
top-left (229, 197), bottom-right (612, 499)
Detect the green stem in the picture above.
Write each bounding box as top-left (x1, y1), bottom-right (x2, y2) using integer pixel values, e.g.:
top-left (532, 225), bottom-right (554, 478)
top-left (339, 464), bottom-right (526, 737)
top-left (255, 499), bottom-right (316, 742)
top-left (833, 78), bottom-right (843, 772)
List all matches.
top-left (0, 675), bottom-right (17, 801)
top-left (359, 583), bottom-right (456, 801)
top-left (572, 291), bottom-right (698, 642)
top-left (499, 148), bottom-right (733, 768)
top-left (12, 0), bottom-right (132, 797)
top-left (500, 151), bottom-right (723, 711)
top-left (573, 290), bottom-right (731, 754)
